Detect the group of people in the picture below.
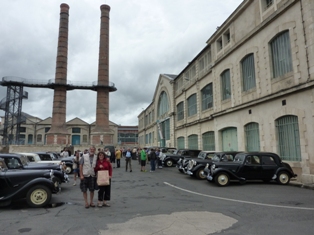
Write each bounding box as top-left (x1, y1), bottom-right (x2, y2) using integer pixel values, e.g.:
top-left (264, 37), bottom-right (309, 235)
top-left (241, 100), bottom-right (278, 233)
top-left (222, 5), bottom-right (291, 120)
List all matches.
top-left (70, 146), bottom-right (164, 208)
top-left (72, 146), bottom-right (113, 208)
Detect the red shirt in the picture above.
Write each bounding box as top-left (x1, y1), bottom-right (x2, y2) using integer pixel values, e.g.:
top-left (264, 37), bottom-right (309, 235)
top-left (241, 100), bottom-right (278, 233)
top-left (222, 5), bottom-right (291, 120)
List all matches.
top-left (94, 159), bottom-right (112, 177)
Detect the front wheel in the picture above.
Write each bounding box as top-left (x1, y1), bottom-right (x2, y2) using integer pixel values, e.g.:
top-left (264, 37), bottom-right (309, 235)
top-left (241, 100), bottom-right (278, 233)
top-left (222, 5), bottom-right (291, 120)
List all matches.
top-left (65, 165), bottom-right (73, 174)
top-left (26, 185), bottom-right (52, 208)
top-left (196, 168), bottom-right (206, 180)
top-left (215, 173), bottom-right (230, 186)
top-left (165, 160), bottom-right (173, 167)
top-left (276, 171), bottom-right (290, 185)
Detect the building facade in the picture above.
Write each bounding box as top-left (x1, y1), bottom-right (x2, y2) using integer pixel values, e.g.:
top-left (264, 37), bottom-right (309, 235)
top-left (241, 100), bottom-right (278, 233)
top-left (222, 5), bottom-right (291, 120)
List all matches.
top-left (138, 0), bottom-right (314, 184)
top-left (0, 112), bottom-right (138, 149)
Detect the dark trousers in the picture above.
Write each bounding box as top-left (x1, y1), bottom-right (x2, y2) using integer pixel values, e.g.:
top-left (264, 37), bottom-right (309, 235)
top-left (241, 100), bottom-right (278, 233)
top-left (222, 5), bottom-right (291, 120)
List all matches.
top-left (116, 159), bottom-right (121, 168)
top-left (150, 160), bottom-right (156, 171)
top-left (98, 180), bottom-right (111, 201)
top-left (125, 158), bottom-right (132, 171)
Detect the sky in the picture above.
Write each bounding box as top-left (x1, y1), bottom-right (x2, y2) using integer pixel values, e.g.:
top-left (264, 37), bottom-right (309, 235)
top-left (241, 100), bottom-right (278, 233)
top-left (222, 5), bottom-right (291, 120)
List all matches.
top-left (0, 0), bottom-right (243, 126)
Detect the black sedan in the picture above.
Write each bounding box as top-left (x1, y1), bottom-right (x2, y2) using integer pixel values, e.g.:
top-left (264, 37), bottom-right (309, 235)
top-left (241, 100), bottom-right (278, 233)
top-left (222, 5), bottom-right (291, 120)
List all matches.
top-left (0, 158), bottom-right (59, 208)
top-left (206, 152), bottom-right (297, 186)
top-left (0, 153), bottom-right (69, 185)
top-left (162, 149), bottom-right (201, 167)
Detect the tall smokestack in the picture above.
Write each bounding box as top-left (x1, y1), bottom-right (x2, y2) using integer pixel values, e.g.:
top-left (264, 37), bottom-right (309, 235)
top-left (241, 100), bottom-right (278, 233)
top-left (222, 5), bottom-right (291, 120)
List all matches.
top-left (91, 4), bottom-right (113, 145)
top-left (46, 3), bottom-right (70, 145)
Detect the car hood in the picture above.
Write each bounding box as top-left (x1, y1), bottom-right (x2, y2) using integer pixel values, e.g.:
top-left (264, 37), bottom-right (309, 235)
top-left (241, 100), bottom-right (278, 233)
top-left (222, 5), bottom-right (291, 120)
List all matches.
top-left (25, 163), bottom-right (60, 170)
top-left (4, 169), bottom-right (51, 187)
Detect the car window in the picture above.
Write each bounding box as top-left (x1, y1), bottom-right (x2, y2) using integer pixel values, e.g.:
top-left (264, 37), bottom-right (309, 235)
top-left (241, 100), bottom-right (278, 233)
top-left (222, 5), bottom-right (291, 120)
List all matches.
top-left (234, 155), bottom-right (245, 162)
top-left (28, 156), bottom-right (35, 162)
top-left (206, 153), bottom-right (215, 160)
top-left (262, 156), bottom-right (276, 166)
top-left (212, 155), bottom-right (220, 161)
top-left (245, 155), bottom-right (260, 165)
top-left (6, 158), bottom-right (20, 169)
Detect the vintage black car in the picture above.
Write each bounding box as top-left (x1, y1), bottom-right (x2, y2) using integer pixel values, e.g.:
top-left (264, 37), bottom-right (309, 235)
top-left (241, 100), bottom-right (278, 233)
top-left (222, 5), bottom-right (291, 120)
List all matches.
top-left (184, 151), bottom-right (216, 178)
top-left (206, 152), bottom-right (297, 186)
top-left (177, 151), bottom-right (214, 174)
top-left (162, 149), bottom-right (201, 167)
top-left (0, 158), bottom-right (59, 208)
top-left (0, 154), bottom-right (69, 185)
top-left (36, 152), bottom-right (74, 174)
top-left (200, 151), bottom-right (243, 179)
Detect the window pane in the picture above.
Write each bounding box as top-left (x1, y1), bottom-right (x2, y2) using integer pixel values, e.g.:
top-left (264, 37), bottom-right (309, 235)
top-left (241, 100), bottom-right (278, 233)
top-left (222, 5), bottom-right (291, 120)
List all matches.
top-left (188, 135), bottom-right (198, 149)
top-left (221, 69), bottom-right (231, 100)
top-left (177, 137), bottom-right (185, 149)
top-left (270, 31), bottom-right (293, 78)
top-left (276, 115), bottom-right (301, 161)
top-left (202, 131), bottom-right (215, 150)
top-left (177, 102), bottom-right (184, 121)
top-left (242, 54), bottom-right (256, 91)
top-left (158, 91), bottom-right (169, 116)
top-left (187, 94), bottom-right (197, 116)
top-left (72, 128), bottom-right (81, 133)
top-left (245, 122), bottom-right (260, 151)
top-left (201, 84), bottom-right (213, 111)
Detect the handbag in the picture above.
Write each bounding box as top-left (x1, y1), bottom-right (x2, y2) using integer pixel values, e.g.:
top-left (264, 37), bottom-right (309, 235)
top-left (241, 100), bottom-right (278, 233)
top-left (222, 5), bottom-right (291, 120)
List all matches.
top-left (97, 170), bottom-right (110, 186)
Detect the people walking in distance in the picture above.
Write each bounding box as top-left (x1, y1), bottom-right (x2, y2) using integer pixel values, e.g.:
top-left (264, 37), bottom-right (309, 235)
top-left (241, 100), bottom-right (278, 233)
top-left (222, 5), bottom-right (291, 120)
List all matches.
top-left (79, 145), bottom-right (97, 208)
top-left (60, 147), bottom-right (69, 158)
top-left (140, 148), bottom-right (147, 172)
top-left (73, 150), bottom-right (81, 186)
top-left (155, 148), bottom-right (160, 169)
top-left (125, 148), bottom-right (132, 172)
top-left (94, 151), bottom-right (112, 207)
top-left (115, 148), bottom-right (122, 168)
top-left (149, 148), bottom-right (157, 172)
top-left (138, 148), bottom-right (141, 165)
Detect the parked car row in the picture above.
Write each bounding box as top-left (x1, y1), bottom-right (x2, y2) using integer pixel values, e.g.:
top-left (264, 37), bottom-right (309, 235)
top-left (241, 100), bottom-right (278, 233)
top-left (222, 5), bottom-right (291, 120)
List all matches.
top-left (172, 150), bottom-right (297, 187)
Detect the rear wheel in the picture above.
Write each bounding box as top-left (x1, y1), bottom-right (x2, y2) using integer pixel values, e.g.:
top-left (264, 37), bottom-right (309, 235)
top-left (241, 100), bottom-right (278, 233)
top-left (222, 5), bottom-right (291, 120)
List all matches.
top-left (276, 171), bottom-right (290, 185)
top-left (196, 168), bottom-right (206, 180)
top-left (26, 185), bottom-right (52, 208)
top-left (165, 160), bottom-right (173, 167)
top-left (215, 173), bottom-right (230, 186)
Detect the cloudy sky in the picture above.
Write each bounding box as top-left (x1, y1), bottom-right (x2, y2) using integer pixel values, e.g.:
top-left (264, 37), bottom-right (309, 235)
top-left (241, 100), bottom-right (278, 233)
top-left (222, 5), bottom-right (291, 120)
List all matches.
top-left (0, 0), bottom-right (243, 126)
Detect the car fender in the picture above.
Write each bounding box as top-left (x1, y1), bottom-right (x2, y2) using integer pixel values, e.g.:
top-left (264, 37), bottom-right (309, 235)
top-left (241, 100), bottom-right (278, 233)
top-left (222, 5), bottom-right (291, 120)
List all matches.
top-left (1, 178), bottom-right (56, 202)
top-left (212, 168), bottom-right (245, 181)
top-left (275, 167), bottom-right (297, 178)
top-left (191, 164), bottom-right (204, 173)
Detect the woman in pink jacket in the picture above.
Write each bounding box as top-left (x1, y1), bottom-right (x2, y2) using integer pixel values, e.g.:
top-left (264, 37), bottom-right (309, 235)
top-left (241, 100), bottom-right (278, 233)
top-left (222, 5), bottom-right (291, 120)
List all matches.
top-left (94, 151), bottom-right (112, 207)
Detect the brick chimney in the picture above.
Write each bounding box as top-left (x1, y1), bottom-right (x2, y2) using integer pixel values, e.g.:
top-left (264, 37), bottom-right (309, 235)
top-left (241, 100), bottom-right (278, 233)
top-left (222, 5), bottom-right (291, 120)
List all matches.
top-left (91, 4), bottom-right (114, 145)
top-left (46, 3), bottom-right (70, 145)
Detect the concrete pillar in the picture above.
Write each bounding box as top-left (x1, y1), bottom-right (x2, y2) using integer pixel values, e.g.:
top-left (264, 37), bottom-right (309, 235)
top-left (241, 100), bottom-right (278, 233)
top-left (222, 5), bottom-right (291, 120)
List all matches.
top-left (46, 3), bottom-right (70, 145)
top-left (91, 4), bottom-right (114, 145)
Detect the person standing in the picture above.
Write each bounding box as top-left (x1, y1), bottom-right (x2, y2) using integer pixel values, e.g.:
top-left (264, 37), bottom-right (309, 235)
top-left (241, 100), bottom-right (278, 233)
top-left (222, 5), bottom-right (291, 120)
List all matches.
top-left (125, 148), bottom-right (132, 172)
top-left (149, 148), bottom-right (157, 172)
top-left (115, 148), bottom-right (122, 168)
top-left (94, 152), bottom-right (112, 207)
top-left (72, 150), bottom-right (81, 186)
top-left (155, 148), bottom-right (160, 169)
top-left (140, 148), bottom-right (147, 172)
top-left (79, 145), bottom-right (97, 208)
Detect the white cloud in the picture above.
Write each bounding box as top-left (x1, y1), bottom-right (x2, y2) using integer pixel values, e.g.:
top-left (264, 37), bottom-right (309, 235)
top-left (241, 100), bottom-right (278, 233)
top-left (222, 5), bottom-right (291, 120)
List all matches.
top-left (0, 0), bottom-right (243, 126)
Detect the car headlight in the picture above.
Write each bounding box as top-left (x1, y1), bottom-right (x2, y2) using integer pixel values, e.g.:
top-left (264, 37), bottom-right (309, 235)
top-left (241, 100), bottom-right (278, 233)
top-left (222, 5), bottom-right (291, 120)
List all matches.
top-left (50, 169), bottom-right (54, 177)
top-left (211, 164), bottom-right (216, 171)
top-left (205, 163), bottom-right (209, 169)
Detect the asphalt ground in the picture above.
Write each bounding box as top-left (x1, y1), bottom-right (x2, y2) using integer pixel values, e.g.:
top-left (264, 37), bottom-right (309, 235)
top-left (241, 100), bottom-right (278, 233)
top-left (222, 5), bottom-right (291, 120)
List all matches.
top-left (1, 160), bottom-right (314, 235)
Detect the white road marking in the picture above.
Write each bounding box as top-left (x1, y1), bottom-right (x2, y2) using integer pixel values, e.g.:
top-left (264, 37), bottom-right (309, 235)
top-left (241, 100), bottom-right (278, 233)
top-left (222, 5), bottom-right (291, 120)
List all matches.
top-left (164, 182), bottom-right (314, 211)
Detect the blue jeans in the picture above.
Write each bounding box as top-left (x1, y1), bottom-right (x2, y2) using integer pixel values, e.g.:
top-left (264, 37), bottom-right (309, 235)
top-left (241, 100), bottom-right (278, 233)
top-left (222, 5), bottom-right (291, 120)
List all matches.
top-left (150, 160), bottom-right (156, 171)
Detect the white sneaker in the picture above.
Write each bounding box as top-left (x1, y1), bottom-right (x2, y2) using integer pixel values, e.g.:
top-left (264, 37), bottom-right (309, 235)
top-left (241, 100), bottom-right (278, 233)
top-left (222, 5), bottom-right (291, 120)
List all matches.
top-left (73, 182), bottom-right (76, 186)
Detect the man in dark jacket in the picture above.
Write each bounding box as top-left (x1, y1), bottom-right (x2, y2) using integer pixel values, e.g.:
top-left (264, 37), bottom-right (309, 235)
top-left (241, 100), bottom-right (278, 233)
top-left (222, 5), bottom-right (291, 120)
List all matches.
top-left (149, 148), bottom-right (157, 172)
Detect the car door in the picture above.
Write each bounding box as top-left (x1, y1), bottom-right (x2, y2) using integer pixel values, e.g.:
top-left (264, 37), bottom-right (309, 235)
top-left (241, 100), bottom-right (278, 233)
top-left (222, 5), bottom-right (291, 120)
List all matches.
top-left (238, 155), bottom-right (262, 180)
top-left (260, 155), bottom-right (278, 179)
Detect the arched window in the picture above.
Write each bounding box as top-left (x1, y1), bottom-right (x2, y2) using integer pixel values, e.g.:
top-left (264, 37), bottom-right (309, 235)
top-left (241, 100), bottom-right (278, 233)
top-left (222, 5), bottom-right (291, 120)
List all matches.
top-left (201, 83), bottom-right (213, 111)
top-left (177, 102), bottom-right (184, 121)
top-left (241, 53), bottom-right (256, 91)
top-left (187, 94), bottom-right (197, 116)
top-left (270, 30), bottom-right (293, 78)
top-left (202, 131), bottom-right (215, 151)
top-left (188, 134), bottom-right (198, 149)
top-left (158, 91), bottom-right (169, 117)
top-left (221, 69), bottom-right (231, 100)
top-left (244, 122), bottom-right (260, 151)
top-left (276, 115), bottom-right (301, 161)
top-left (177, 137), bottom-right (185, 149)
top-left (37, 134), bottom-right (42, 142)
top-left (28, 134), bottom-right (33, 144)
